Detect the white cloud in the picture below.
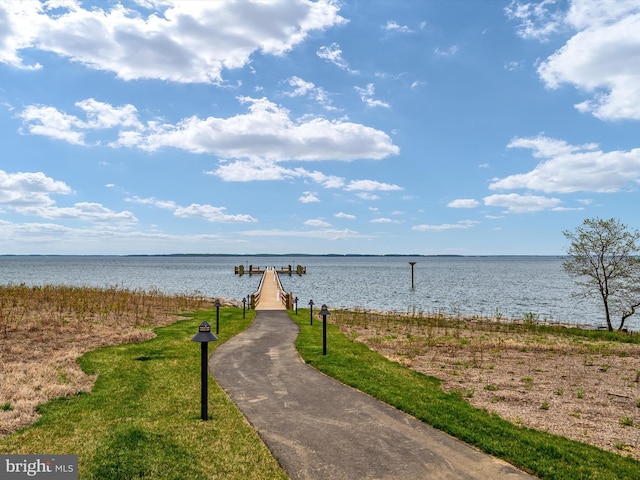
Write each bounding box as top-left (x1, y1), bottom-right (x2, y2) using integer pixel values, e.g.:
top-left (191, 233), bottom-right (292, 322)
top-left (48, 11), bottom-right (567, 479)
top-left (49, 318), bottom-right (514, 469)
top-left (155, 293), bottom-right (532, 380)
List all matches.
top-left (316, 42), bottom-right (358, 74)
top-left (412, 220), bottom-right (479, 232)
top-left (483, 193), bottom-right (565, 213)
top-left (355, 84), bottom-right (390, 108)
top-left (356, 192), bottom-right (380, 201)
top-left (304, 218), bottom-right (332, 227)
top-left (335, 212), bottom-right (355, 219)
top-left (345, 179), bottom-right (402, 191)
top-left (507, 135), bottom-right (598, 158)
top-left (126, 196), bottom-right (178, 210)
top-left (299, 192), bottom-right (320, 203)
top-left (565, 0), bottom-right (640, 30)
top-left (0, 218), bottom-right (250, 255)
top-left (284, 76), bottom-right (333, 108)
top-left (0, 170), bottom-right (71, 208)
top-left (505, 0), bottom-right (565, 40)
top-left (19, 96), bottom-right (399, 162)
top-left (210, 160), bottom-right (398, 205)
top-left (18, 105), bottom-right (86, 145)
top-left (173, 203), bottom-right (257, 223)
top-left (510, 0), bottom-right (640, 120)
top-left (17, 202), bottom-right (137, 224)
top-left (371, 217), bottom-right (398, 224)
top-left (491, 135), bottom-right (640, 193)
top-left (285, 76), bottom-right (316, 97)
top-left (448, 199), bottom-right (480, 208)
top-left (128, 196), bottom-right (255, 223)
top-left (434, 45), bottom-right (459, 57)
top-left (19, 98), bottom-right (144, 146)
top-left (504, 60), bottom-right (521, 71)
top-left (0, 1), bottom-right (345, 83)
top-left (213, 159), bottom-right (299, 182)
top-left (384, 21), bottom-right (411, 33)
top-left (241, 228), bottom-right (364, 241)
top-left (0, 170), bottom-right (137, 224)
top-left (76, 99), bottom-right (143, 130)
top-left (303, 170), bottom-right (345, 189)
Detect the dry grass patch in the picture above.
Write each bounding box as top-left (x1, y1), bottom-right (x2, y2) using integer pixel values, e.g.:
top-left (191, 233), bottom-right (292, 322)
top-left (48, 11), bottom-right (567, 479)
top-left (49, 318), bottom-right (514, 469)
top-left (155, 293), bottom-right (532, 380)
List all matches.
top-left (334, 309), bottom-right (640, 459)
top-left (0, 284), bottom-right (211, 437)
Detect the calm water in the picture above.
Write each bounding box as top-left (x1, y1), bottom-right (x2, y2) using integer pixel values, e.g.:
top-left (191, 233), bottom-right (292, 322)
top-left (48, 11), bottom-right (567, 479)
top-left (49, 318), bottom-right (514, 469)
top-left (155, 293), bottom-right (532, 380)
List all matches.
top-left (0, 255), bottom-right (619, 329)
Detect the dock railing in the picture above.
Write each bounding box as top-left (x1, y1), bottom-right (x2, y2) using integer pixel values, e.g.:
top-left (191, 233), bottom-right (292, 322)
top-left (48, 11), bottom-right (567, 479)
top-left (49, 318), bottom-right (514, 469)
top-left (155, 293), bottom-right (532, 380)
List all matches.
top-left (235, 264), bottom-right (306, 276)
top-left (273, 269), bottom-right (293, 309)
top-left (250, 269), bottom-right (267, 309)
top-left (250, 268), bottom-right (293, 309)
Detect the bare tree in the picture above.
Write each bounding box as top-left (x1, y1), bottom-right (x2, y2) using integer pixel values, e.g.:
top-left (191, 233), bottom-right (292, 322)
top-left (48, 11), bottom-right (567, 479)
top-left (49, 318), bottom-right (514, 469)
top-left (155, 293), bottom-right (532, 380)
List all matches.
top-left (563, 217), bottom-right (640, 331)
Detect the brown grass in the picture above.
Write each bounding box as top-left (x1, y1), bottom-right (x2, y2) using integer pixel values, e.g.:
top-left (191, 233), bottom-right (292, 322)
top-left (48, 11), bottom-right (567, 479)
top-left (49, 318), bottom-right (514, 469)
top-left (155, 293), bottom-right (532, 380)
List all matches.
top-left (333, 309), bottom-right (640, 459)
top-left (0, 284), bottom-right (212, 437)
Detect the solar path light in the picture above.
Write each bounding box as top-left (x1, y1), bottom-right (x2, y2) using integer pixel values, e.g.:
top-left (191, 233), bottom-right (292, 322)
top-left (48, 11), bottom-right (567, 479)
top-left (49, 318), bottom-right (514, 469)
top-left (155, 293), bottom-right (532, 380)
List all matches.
top-left (294, 296), bottom-right (299, 315)
top-left (242, 297), bottom-right (246, 319)
top-left (308, 299), bottom-right (314, 325)
top-left (320, 304), bottom-right (331, 356)
top-left (191, 321), bottom-right (218, 421)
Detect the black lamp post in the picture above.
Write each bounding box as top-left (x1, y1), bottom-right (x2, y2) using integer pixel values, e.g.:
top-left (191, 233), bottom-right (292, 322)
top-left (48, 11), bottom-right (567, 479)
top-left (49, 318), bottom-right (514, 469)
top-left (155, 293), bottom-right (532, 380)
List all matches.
top-left (320, 304), bottom-right (331, 355)
top-left (308, 299), bottom-right (314, 325)
top-left (214, 299), bottom-right (221, 334)
top-left (294, 296), bottom-right (299, 314)
top-left (242, 297), bottom-right (246, 319)
top-left (191, 321), bottom-right (218, 420)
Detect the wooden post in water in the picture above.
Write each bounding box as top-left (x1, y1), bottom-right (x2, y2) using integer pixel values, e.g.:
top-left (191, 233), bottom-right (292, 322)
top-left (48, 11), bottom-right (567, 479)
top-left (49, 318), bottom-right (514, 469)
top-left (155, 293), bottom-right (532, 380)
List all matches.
top-left (409, 261), bottom-right (416, 289)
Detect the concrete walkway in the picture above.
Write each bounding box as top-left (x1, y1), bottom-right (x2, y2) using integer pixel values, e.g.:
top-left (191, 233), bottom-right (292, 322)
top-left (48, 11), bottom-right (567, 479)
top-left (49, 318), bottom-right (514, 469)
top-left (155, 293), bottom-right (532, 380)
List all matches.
top-left (210, 309), bottom-right (536, 480)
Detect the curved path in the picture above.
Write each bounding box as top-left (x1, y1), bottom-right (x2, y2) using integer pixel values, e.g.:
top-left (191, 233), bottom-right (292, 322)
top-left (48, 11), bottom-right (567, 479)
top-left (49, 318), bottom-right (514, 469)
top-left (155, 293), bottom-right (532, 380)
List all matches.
top-left (210, 309), bottom-right (536, 480)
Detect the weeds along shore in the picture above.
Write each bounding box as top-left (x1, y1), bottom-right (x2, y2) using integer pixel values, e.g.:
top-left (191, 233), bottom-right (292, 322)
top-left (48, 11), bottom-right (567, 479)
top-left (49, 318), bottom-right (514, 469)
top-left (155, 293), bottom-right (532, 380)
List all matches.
top-left (0, 283), bottom-right (219, 437)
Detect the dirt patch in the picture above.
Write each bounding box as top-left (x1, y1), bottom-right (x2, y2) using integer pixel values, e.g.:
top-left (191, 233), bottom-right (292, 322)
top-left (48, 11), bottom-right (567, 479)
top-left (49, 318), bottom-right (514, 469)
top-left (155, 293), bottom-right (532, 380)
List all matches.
top-left (333, 310), bottom-right (640, 459)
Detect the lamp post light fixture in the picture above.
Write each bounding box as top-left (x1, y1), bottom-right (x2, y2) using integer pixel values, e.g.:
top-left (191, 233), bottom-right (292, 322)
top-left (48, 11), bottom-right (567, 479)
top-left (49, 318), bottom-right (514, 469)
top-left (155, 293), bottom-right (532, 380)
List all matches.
top-left (308, 299), bottom-right (314, 325)
top-left (242, 297), bottom-right (246, 319)
top-left (409, 261), bottom-right (416, 289)
top-left (214, 299), bottom-right (221, 334)
top-left (320, 304), bottom-right (331, 355)
top-left (191, 321), bottom-right (218, 421)
top-left (294, 296), bottom-right (299, 315)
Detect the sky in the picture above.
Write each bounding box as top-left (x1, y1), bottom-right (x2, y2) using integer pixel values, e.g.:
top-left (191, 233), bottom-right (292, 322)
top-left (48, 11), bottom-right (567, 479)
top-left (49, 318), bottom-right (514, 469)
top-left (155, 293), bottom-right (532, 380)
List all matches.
top-left (1, 0), bottom-right (639, 255)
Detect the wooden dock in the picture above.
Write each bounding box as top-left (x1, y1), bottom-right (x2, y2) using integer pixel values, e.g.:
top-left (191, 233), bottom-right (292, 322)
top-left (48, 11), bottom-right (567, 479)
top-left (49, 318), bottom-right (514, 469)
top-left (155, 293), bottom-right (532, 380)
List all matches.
top-left (251, 268), bottom-right (293, 310)
top-left (235, 264), bottom-right (306, 276)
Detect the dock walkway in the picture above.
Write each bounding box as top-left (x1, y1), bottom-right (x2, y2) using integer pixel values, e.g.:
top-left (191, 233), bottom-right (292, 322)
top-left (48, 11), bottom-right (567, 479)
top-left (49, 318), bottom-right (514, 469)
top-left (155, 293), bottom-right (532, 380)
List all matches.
top-left (254, 269), bottom-right (287, 311)
top-left (210, 309), bottom-right (535, 479)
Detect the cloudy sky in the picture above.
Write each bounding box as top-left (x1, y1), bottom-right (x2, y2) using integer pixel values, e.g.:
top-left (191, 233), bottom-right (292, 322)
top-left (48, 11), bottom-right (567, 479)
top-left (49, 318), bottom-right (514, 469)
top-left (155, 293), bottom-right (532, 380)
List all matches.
top-left (1, 0), bottom-right (639, 255)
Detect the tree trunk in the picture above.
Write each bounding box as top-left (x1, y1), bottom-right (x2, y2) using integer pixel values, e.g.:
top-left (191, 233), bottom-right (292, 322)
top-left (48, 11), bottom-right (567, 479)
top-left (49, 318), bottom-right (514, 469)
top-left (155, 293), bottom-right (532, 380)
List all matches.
top-left (601, 290), bottom-right (613, 331)
top-left (619, 302), bottom-right (640, 332)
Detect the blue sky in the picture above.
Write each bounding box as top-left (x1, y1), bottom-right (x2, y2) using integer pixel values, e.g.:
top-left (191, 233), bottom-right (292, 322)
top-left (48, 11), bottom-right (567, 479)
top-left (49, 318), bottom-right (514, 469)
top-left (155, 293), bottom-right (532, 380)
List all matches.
top-left (1, 0), bottom-right (639, 255)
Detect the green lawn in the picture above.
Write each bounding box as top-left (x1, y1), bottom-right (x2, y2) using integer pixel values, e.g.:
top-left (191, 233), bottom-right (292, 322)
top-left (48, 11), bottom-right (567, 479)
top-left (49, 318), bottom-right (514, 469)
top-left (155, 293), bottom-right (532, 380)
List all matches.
top-left (0, 308), bottom-right (287, 480)
top-left (290, 309), bottom-right (640, 480)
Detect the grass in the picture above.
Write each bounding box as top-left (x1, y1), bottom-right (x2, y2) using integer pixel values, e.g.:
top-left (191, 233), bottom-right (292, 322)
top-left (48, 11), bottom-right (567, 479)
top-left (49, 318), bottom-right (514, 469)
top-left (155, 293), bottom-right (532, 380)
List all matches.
top-left (291, 308), bottom-right (640, 480)
top-left (3, 283), bottom-right (640, 479)
top-left (0, 307), bottom-right (287, 480)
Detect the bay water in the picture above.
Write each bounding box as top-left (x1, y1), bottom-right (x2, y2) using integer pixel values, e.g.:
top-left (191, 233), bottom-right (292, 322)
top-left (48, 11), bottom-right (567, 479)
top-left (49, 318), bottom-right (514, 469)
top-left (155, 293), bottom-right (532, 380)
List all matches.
top-left (0, 255), bottom-right (621, 329)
